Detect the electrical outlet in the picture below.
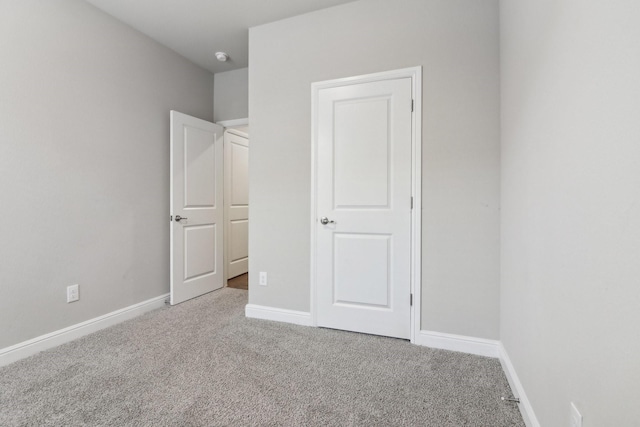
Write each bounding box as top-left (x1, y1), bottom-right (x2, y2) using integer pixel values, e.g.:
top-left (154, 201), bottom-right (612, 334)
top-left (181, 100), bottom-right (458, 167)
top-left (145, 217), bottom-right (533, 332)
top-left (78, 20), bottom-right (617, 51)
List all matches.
top-left (67, 284), bottom-right (79, 303)
top-left (259, 272), bottom-right (267, 286)
top-left (570, 402), bottom-right (582, 427)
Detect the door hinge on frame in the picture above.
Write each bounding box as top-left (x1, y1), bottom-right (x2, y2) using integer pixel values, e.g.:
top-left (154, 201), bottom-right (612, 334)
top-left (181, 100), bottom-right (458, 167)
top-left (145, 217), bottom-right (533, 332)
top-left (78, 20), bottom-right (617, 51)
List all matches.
top-left (170, 215), bottom-right (173, 222)
top-left (411, 197), bottom-right (413, 209)
top-left (410, 293), bottom-right (413, 306)
top-left (411, 99), bottom-right (414, 112)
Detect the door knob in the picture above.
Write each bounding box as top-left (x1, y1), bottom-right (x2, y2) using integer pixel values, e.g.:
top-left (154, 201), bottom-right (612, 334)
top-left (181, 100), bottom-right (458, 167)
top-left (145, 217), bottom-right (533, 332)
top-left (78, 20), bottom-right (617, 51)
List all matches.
top-left (320, 217), bottom-right (335, 225)
top-left (175, 215), bottom-right (188, 222)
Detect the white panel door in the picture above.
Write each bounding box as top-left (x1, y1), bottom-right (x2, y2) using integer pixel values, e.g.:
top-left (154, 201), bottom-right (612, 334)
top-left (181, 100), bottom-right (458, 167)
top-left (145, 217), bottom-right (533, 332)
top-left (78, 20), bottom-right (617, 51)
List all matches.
top-left (316, 78), bottom-right (412, 339)
top-left (224, 129), bottom-right (249, 279)
top-left (170, 111), bottom-right (224, 305)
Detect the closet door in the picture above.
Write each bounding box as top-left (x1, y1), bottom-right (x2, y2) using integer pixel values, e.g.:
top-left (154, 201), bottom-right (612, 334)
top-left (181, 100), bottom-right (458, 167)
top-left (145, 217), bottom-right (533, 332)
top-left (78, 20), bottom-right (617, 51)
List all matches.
top-left (313, 78), bottom-right (413, 339)
top-left (224, 129), bottom-right (249, 279)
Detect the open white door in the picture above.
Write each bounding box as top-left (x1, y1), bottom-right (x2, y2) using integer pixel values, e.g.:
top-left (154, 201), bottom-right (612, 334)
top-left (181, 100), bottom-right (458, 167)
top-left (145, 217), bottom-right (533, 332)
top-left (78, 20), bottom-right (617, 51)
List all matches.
top-left (314, 77), bottom-right (413, 339)
top-left (170, 111), bottom-right (224, 305)
top-left (224, 129), bottom-right (249, 279)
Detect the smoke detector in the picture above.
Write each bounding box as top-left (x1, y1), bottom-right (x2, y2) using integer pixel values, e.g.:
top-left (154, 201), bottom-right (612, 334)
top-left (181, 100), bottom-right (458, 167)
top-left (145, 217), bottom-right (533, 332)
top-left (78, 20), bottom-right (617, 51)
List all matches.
top-left (215, 52), bottom-right (229, 62)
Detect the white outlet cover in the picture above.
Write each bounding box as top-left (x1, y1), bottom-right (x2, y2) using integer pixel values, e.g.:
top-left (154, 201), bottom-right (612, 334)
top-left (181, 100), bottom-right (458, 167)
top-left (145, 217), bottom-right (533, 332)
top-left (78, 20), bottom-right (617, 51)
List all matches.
top-left (570, 402), bottom-right (582, 427)
top-left (67, 284), bottom-right (79, 303)
top-left (259, 272), bottom-right (267, 286)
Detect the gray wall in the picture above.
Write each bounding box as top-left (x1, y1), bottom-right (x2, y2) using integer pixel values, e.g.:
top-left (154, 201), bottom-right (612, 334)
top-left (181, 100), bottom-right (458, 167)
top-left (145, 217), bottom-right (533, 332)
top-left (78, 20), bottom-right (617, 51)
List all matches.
top-left (214, 68), bottom-right (249, 122)
top-left (500, 1), bottom-right (640, 425)
top-left (249, 0), bottom-right (501, 338)
top-left (0, 0), bottom-right (213, 349)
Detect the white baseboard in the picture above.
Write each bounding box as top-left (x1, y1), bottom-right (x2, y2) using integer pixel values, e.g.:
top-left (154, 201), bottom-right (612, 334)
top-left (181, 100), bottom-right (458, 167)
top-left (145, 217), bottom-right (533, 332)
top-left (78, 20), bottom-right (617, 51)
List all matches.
top-left (0, 293), bottom-right (169, 367)
top-left (414, 330), bottom-right (500, 358)
top-left (498, 343), bottom-right (540, 427)
top-left (245, 304), bottom-right (312, 326)
top-left (415, 331), bottom-right (539, 425)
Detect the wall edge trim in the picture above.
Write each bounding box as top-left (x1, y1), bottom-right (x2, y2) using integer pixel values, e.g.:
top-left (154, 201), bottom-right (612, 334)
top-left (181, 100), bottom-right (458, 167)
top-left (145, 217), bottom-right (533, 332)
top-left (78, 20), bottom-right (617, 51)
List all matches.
top-left (0, 293), bottom-right (169, 367)
top-left (498, 342), bottom-right (541, 427)
top-left (245, 304), bottom-right (312, 326)
top-left (217, 118), bottom-right (249, 127)
top-left (415, 330), bottom-right (500, 358)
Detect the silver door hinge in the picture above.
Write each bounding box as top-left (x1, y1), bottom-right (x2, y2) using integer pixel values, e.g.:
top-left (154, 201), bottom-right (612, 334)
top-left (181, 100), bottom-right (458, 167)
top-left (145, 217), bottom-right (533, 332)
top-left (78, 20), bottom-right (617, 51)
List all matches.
top-left (170, 215), bottom-right (173, 222)
top-left (411, 99), bottom-right (414, 112)
top-left (411, 197), bottom-right (413, 209)
top-left (410, 293), bottom-right (413, 306)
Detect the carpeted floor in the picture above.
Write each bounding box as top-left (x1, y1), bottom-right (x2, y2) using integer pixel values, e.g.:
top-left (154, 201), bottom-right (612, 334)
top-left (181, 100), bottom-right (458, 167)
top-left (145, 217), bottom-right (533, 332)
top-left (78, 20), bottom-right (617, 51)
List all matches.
top-left (0, 288), bottom-right (524, 426)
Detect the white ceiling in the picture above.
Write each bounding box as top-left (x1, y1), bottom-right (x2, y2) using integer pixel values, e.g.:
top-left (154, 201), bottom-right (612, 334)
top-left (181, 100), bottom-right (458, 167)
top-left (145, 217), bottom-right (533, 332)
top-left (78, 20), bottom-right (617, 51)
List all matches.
top-left (85, 0), bottom-right (357, 74)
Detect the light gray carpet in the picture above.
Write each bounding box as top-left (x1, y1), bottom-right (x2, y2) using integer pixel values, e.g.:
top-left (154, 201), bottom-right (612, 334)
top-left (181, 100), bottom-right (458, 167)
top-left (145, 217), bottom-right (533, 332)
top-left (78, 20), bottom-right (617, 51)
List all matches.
top-left (0, 288), bottom-right (524, 426)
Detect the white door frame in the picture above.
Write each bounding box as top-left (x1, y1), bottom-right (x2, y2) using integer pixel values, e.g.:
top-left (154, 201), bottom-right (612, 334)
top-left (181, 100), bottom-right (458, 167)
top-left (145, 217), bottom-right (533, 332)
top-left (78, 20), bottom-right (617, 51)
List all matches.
top-left (310, 66), bottom-right (422, 343)
top-left (216, 118), bottom-right (249, 128)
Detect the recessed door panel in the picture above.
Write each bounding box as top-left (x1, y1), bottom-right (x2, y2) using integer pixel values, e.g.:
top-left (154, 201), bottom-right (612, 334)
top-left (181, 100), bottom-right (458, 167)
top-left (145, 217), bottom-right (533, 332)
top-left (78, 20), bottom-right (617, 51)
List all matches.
top-left (334, 98), bottom-right (390, 209)
top-left (184, 126), bottom-right (216, 208)
top-left (184, 225), bottom-right (216, 281)
top-left (231, 143), bottom-right (249, 206)
top-left (230, 220), bottom-right (248, 262)
top-left (334, 234), bottom-right (391, 308)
